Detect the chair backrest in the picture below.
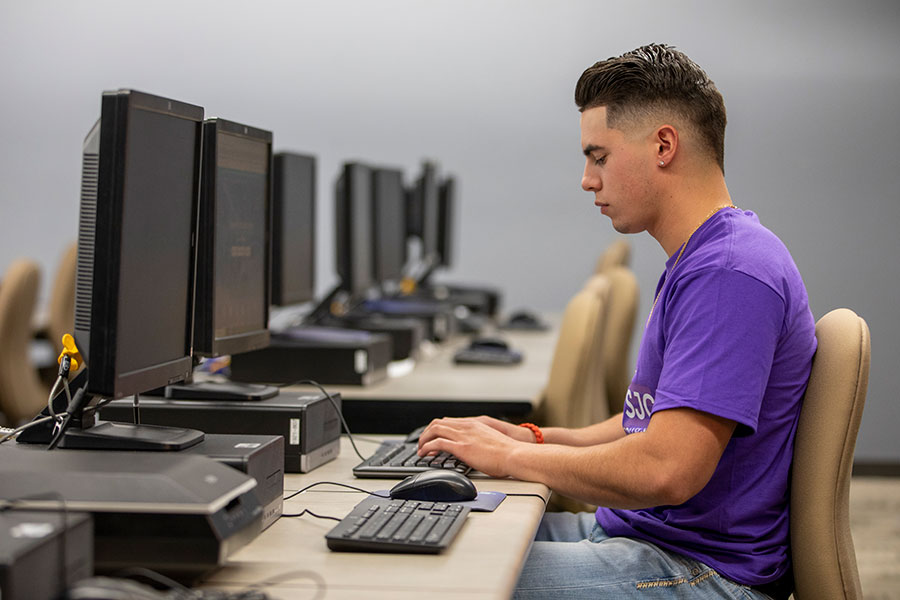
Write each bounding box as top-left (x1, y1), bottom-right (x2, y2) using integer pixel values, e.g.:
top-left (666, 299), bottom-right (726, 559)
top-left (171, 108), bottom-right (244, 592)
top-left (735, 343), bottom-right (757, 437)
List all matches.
top-left (586, 267), bottom-right (639, 415)
top-left (47, 241), bottom-right (77, 355)
top-left (791, 308), bottom-right (869, 600)
top-left (0, 259), bottom-right (48, 424)
top-left (594, 239), bottom-right (631, 274)
top-left (538, 278), bottom-right (610, 429)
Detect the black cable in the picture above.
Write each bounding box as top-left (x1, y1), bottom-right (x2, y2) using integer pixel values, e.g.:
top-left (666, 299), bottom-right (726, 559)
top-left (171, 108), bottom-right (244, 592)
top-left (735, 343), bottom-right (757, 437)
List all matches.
top-left (111, 566), bottom-right (192, 593)
top-left (275, 379), bottom-right (368, 461)
top-left (283, 480), bottom-right (390, 502)
top-left (246, 569), bottom-right (327, 600)
top-left (281, 509), bottom-right (342, 521)
top-left (505, 493), bottom-right (549, 504)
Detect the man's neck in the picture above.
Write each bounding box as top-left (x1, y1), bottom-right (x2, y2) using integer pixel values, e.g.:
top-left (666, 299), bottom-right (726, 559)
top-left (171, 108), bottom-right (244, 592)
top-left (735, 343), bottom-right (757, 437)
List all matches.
top-left (649, 171), bottom-right (733, 257)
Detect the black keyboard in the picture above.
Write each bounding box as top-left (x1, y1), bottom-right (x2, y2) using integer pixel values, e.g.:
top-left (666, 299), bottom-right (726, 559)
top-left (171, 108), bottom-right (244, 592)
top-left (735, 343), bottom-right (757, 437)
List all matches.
top-left (325, 495), bottom-right (470, 553)
top-left (353, 440), bottom-right (473, 478)
top-left (453, 348), bottom-right (523, 365)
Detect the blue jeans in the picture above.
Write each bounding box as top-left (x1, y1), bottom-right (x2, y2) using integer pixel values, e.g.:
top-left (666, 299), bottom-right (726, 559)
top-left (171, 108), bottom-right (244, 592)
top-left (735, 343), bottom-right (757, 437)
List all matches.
top-left (513, 512), bottom-right (771, 599)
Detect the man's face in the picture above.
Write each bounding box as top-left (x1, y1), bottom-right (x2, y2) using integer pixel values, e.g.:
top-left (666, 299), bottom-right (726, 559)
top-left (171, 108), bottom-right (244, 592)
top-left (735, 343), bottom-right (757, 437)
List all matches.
top-left (580, 106), bottom-right (658, 235)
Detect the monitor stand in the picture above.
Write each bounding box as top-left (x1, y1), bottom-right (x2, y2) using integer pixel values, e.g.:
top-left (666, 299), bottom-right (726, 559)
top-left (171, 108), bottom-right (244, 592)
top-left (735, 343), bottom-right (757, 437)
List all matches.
top-left (15, 370), bottom-right (205, 451)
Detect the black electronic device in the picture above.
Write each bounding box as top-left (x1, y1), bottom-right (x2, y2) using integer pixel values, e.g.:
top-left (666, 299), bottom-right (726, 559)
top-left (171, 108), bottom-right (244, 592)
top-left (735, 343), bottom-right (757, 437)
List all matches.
top-left (353, 439), bottom-right (473, 478)
top-left (325, 495), bottom-right (469, 554)
top-left (407, 161), bottom-right (440, 266)
top-left (389, 470), bottom-right (477, 502)
top-left (371, 166), bottom-right (407, 290)
top-left (501, 309), bottom-right (550, 331)
top-left (183, 434), bottom-right (284, 530)
top-left (0, 511), bottom-right (93, 600)
top-left (271, 152), bottom-right (317, 307)
top-left (18, 89), bottom-right (205, 451)
top-left (164, 118), bottom-right (277, 403)
top-left (100, 389), bottom-right (342, 473)
top-left (321, 314), bottom-right (425, 361)
top-left (335, 162), bottom-right (376, 299)
top-left (231, 326), bottom-right (392, 386)
top-left (0, 446), bottom-right (261, 582)
top-left (435, 175), bottom-right (455, 268)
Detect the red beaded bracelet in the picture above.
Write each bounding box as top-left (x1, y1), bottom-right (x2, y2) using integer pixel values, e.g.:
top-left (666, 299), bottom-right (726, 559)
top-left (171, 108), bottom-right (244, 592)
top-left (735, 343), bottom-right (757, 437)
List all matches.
top-left (519, 422), bottom-right (544, 444)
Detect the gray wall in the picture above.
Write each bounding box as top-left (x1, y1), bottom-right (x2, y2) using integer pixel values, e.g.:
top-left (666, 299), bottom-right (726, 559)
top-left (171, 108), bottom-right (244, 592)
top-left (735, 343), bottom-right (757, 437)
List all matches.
top-left (1, 0), bottom-right (898, 462)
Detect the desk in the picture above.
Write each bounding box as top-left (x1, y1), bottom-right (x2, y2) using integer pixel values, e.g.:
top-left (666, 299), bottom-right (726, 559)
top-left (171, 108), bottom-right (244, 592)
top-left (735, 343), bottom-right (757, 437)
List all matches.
top-left (202, 436), bottom-right (550, 599)
top-left (304, 319), bottom-right (560, 434)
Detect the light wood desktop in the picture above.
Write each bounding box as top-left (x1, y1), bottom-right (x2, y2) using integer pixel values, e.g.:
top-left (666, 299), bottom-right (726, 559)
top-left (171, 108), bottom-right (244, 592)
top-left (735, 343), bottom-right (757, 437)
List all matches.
top-left (203, 436), bottom-right (551, 599)
top-left (301, 318), bottom-right (560, 433)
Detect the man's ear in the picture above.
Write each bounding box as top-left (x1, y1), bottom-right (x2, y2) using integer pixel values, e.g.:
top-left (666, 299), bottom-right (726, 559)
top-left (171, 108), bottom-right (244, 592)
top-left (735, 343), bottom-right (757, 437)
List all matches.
top-left (655, 125), bottom-right (678, 168)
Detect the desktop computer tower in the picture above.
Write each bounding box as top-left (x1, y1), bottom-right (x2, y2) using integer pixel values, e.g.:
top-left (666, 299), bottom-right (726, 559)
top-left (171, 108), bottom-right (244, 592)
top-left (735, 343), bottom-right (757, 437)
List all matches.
top-left (183, 434), bottom-right (285, 530)
top-left (100, 389), bottom-right (341, 473)
top-left (357, 298), bottom-right (458, 342)
top-left (321, 314), bottom-right (425, 361)
top-left (230, 327), bottom-right (392, 386)
top-left (0, 511), bottom-right (93, 600)
top-left (0, 446), bottom-right (262, 583)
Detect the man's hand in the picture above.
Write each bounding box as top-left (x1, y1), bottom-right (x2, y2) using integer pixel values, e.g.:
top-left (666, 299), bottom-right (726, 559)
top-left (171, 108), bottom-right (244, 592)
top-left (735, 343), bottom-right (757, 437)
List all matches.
top-left (417, 416), bottom-right (532, 477)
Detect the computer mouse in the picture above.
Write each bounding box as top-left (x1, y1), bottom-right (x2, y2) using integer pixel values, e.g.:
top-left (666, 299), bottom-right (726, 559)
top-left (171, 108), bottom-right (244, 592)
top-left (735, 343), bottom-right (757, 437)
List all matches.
top-left (509, 311), bottom-right (539, 326)
top-left (389, 469), bottom-right (478, 502)
top-left (468, 337), bottom-right (510, 352)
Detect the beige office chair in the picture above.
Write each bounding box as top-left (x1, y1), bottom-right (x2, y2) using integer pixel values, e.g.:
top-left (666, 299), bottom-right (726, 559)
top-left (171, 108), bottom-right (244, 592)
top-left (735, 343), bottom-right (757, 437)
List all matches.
top-left (535, 278), bottom-right (612, 514)
top-left (535, 278), bottom-right (611, 430)
top-left (0, 259), bottom-right (48, 425)
top-left (46, 241), bottom-right (77, 355)
top-left (594, 238), bottom-right (631, 274)
top-left (585, 266), bottom-right (639, 415)
top-left (790, 308), bottom-right (869, 600)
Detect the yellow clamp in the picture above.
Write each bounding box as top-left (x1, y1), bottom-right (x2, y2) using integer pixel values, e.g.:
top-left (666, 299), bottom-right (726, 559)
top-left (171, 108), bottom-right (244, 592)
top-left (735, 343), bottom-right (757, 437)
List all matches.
top-left (400, 277), bottom-right (417, 295)
top-left (57, 333), bottom-right (83, 372)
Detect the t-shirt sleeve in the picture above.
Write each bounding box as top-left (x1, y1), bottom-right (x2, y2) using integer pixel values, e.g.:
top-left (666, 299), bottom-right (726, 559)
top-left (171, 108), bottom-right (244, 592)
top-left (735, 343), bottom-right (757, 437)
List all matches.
top-left (654, 268), bottom-right (784, 434)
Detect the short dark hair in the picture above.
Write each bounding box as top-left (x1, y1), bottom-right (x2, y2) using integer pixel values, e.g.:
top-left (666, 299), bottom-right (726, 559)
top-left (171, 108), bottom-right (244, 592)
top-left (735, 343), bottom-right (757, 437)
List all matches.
top-left (575, 44), bottom-right (726, 171)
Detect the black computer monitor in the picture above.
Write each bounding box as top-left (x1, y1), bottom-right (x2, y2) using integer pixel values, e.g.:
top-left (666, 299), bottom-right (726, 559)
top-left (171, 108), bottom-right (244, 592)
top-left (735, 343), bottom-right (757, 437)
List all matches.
top-left (335, 162), bottom-right (375, 298)
top-left (271, 152), bottom-right (316, 307)
top-left (372, 167), bottom-right (407, 288)
top-left (192, 118), bottom-right (272, 357)
top-left (163, 119), bottom-right (278, 402)
top-left (408, 162), bottom-right (440, 264)
top-left (436, 175), bottom-right (456, 269)
top-left (21, 89), bottom-right (207, 450)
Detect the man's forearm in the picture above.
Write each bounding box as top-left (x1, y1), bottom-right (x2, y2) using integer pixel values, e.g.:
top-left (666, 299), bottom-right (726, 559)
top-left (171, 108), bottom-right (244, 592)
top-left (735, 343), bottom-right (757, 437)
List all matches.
top-left (542, 412), bottom-right (626, 446)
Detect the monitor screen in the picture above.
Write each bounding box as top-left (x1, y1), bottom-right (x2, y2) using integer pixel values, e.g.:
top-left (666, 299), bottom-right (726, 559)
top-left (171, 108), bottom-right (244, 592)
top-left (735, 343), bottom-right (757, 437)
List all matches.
top-left (372, 167), bottom-right (406, 285)
top-left (271, 152), bottom-right (316, 306)
top-left (74, 90), bottom-right (201, 399)
top-left (335, 162), bottom-right (375, 298)
top-left (437, 176), bottom-right (456, 268)
top-left (409, 162), bottom-right (440, 262)
top-left (193, 119), bottom-right (272, 357)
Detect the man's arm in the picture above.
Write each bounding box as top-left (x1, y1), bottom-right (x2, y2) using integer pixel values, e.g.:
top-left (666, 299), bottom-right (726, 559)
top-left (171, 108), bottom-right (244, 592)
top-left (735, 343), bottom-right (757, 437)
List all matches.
top-left (417, 408), bottom-right (735, 509)
top-left (461, 413), bottom-right (628, 446)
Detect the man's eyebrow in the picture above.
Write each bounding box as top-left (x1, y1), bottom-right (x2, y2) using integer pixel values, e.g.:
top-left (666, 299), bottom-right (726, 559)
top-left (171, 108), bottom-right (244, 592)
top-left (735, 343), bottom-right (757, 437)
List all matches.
top-left (583, 144), bottom-right (605, 157)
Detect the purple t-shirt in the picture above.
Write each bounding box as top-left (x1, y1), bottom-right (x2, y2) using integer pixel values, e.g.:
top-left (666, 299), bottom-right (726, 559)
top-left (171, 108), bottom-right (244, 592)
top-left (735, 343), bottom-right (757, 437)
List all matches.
top-left (596, 208), bottom-right (817, 586)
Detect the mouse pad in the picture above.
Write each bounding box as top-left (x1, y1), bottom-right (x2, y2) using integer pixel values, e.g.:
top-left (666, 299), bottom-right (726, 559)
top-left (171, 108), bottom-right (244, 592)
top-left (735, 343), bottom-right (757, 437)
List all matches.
top-left (374, 491), bottom-right (506, 512)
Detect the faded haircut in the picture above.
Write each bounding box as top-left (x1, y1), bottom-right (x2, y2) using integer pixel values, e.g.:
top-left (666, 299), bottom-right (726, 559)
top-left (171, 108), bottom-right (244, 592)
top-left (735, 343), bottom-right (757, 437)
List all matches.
top-left (575, 44), bottom-right (727, 172)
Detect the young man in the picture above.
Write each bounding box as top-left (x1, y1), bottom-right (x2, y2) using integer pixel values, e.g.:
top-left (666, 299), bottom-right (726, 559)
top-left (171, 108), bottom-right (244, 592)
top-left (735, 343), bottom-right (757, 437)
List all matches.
top-left (417, 44), bottom-right (816, 599)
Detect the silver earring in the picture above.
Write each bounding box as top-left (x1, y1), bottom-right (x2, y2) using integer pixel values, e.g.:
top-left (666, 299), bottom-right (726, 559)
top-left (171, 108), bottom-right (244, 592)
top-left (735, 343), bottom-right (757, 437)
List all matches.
top-left (658, 160), bottom-right (665, 167)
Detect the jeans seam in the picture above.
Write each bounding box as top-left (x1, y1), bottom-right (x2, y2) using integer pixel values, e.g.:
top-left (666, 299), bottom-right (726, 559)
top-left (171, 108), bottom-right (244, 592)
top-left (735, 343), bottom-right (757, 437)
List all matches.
top-left (635, 568), bottom-right (719, 590)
